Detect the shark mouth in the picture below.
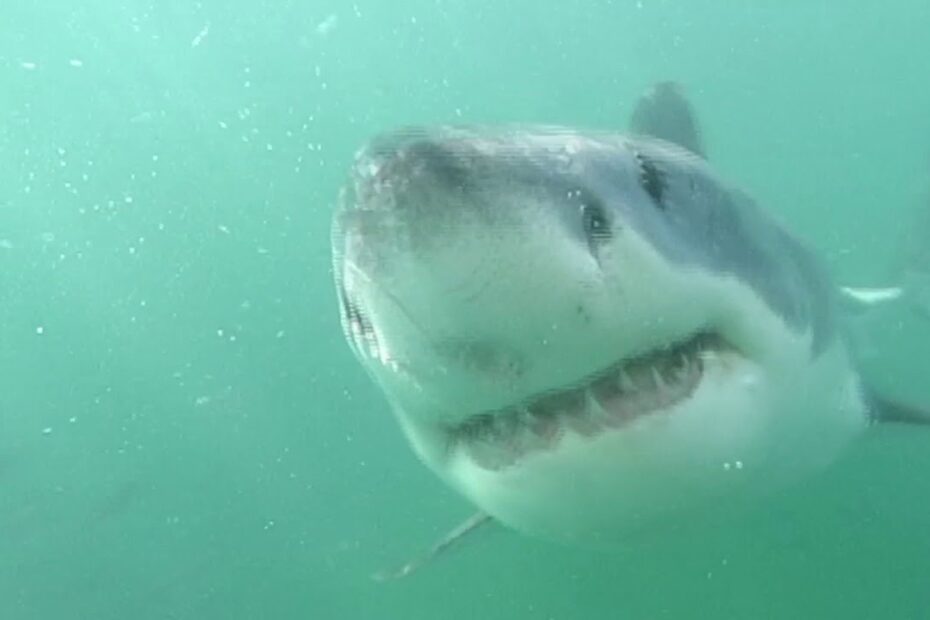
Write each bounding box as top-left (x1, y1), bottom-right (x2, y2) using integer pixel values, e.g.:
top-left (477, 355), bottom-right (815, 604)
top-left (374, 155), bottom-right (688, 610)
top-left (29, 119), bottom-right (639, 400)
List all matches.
top-left (447, 332), bottom-right (728, 470)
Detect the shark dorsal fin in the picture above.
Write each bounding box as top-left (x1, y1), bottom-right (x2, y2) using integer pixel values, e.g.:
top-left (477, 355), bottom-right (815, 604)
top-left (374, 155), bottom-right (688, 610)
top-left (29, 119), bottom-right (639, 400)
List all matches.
top-left (630, 82), bottom-right (706, 158)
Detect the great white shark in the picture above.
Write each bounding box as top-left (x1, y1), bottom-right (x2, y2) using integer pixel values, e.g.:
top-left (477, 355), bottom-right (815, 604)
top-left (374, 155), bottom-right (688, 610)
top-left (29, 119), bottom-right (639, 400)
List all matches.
top-left (331, 82), bottom-right (928, 579)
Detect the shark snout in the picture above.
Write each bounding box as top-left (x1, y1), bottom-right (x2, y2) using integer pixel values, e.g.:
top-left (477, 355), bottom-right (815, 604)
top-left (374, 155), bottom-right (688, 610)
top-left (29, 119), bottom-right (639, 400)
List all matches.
top-left (347, 131), bottom-right (477, 212)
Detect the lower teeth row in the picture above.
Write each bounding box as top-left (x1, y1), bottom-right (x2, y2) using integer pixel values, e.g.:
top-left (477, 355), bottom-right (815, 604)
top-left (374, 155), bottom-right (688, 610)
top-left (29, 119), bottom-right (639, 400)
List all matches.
top-left (451, 334), bottom-right (713, 470)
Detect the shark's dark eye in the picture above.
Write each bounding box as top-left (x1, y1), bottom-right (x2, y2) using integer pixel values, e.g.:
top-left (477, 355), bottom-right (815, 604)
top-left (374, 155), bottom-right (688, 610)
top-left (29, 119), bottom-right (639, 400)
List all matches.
top-left (634, 151), bottom-right (665, 206)
top-left (581, 201), bottom-right (611, 246)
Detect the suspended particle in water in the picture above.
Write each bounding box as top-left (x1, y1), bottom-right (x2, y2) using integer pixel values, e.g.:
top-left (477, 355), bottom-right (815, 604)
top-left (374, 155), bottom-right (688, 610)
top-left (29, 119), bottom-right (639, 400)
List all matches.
top-left (191, 22), bottom-right (210, 47)
top-left (317, 14), bottom-right (338, 35)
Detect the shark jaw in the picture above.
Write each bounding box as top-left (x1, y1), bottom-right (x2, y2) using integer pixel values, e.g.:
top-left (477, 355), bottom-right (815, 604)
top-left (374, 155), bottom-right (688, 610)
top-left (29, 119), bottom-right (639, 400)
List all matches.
top-left (428, 329), bottom-right (860, 545)
top-left (444, 330), bottom-right (726, 472)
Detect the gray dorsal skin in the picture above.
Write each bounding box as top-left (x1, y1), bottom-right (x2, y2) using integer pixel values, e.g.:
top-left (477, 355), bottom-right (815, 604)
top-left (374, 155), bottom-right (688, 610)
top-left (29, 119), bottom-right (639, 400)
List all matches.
top-left (629, 81), bottom-right (706, 158)
top-left (630, 82), bottom-right (930, 427)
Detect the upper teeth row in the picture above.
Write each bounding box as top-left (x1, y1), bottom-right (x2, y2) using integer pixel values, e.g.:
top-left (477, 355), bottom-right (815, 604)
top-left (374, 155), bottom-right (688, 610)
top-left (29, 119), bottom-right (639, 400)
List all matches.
top-left (449, 333), bottom-right (714, 469)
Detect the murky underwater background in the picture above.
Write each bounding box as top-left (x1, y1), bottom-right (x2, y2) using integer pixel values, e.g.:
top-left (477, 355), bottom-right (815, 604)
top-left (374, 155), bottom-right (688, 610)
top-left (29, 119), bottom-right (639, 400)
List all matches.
top-left (2, 1), bottom-right (930, 618)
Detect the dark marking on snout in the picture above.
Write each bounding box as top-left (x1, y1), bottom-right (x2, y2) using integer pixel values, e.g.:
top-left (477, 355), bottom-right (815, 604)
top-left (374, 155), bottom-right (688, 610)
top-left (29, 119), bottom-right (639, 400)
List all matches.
top-left (364, 135), bottom-right (475, 199)
top-left (402, 140), bottom-right (473, 191)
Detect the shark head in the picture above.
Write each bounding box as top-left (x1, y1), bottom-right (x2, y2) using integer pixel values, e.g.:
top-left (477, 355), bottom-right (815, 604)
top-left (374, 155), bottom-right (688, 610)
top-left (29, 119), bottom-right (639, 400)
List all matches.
top-left (332, 125), bottom-right (867, 545)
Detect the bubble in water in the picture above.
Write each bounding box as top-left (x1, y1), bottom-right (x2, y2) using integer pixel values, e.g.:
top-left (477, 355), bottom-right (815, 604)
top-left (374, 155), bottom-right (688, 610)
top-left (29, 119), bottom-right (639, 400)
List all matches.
top-left (316, 14), bottom-right (338, 35)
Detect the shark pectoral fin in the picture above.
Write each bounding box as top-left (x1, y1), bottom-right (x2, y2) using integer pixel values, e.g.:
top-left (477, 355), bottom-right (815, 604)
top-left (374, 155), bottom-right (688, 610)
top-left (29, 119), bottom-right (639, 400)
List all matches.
top-left (372, 512), bottom-right (494, 582)
top-left (840, 271), bottom-right (930, 321)
top-left (868, 390), bottom-right (930, 426)
top-left (839, 286), bottom-right (905, 315)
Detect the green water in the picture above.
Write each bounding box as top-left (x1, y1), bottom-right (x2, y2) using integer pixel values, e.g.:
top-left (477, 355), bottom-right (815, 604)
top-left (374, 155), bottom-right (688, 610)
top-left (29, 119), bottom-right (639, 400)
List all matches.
top-left (2, 2), bottom-right (930, 618)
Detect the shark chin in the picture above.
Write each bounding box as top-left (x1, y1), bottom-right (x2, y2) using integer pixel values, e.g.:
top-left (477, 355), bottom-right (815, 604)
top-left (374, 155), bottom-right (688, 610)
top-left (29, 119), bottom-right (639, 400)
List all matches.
top-left (433, 343), bottom-right (861, 546)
